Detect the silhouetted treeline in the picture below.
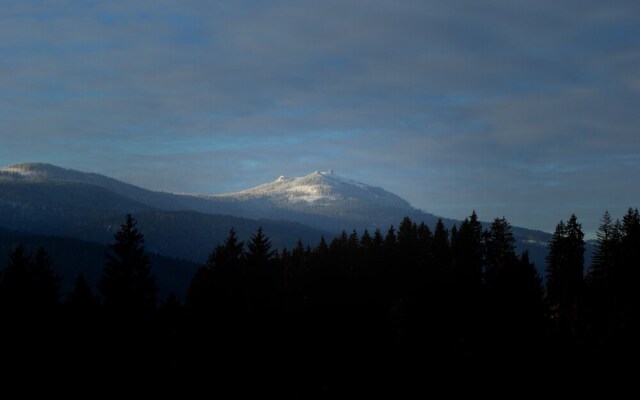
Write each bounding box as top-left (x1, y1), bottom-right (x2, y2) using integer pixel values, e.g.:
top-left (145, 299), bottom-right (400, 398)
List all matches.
top-left (1, 210), bottom-right (639, 394)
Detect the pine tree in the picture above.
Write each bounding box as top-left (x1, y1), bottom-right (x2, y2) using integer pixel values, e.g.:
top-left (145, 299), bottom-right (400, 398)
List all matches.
top-left (0, 244), bottom-right (31, 313)
top-left (187, 228), bottom-right (244, 312)
top-left (585, 211), bottom-right (619, 344)
top-left (617, 208), bottom-right (640, 336)
top-left (98, 214), bottom-right (156, 315)
top-left (416, 222), bottom-right (433, 265)
top-left (315, 237), bottom-right (328, 260)
top-left (591, 211), bottom-right (617, 281)
top-left (452, 211), bottom-right (484, 290)
top-left (484, 219), bottom-right (544, 355)
top-left (372, 229), bottom-right (384, 249)
top-left (217, 227), bottom-right (245, 271)
top-left (246, 226), bottom-right (275, 308)
top-left (397, 217), bottom-right (418, 251)
top-left (360, 229), bottom-right (372, 252)
top-left (246, 226), bottom-right (274, 272)
top-left (432, 219), bottom-right (450, 270)
top-left (0, 245), bottom-right (60, 322)
top-left (30, 247), bottom-right (60, 310)
top-left (485, 217), bottom-right (516, 275)
top-left (546, 220), bottom-right (567, 307)
top-left (546, 215), bottom-right (584, 339)
top-left (384, 226), bottom-right (397, 251)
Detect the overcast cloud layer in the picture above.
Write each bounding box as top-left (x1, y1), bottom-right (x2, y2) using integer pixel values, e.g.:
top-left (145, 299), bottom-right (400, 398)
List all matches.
top-left (1, 0), bottom-right (639, 236)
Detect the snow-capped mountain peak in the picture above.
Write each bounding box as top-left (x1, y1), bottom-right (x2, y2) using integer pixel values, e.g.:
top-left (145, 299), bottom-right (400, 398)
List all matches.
top-left (211, 170), bottom-right (412, 209)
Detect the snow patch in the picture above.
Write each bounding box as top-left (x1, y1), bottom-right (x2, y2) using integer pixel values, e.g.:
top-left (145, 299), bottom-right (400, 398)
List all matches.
top-left (208, 169), bottom-right (411, 209)
top-left (286, 184), bottom-right (337, 203)
top-left (0, 166), bottom-right (38, 176)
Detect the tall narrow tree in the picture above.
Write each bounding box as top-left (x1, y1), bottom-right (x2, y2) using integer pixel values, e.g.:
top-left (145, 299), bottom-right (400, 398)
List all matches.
top-left (453, 211), bottom-right (484, 291)
top-left (546, 215), bottom-right (584, 339)
top-left (30, 247), bottom-right (60, 310)
top-left (99, 214), bottom-right (156, 315)
top-left (0, 245), bottom-right (31, 313)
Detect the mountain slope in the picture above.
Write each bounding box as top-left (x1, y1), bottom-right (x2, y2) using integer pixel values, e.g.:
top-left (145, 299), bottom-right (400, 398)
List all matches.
top-left (207, 170), bottom-right (455, 233)
top-left (0, 163), bottom-right (330, 263)
top-left (213, 170), bottom-right (411, 209)
top-left (1, 162), bottom-right (570, 275)
top-left (1, 162), bottom-right (225, 214)
top-left (0, 227), bottom-right (198, 299)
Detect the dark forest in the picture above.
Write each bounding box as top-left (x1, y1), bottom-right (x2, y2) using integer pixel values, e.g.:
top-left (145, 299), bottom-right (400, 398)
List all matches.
top-left (1, 209), bottom-right (638, 395)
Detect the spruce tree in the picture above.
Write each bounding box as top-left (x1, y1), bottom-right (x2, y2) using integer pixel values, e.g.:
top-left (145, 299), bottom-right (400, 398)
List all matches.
top-left (585, 211), bottom-right (619, 343)
top-left (0, 245), bottom-right (60, 322)
top-left (416, 222), bottom-right (433, 265)
top-left (0, 244), bottom-right (31, 313)
top-left (485, 217), bottom-right (516, 275)
top-left (453, 211), bottom-right (484, 290)
top-left (98, 214), bottom-right (156, 315)
top-left (432, 219), bottom-right (450, 270)
top-left (246, 226), bottom-right (275, 306)
top-left (30, 247), bottom-right (60, 310)
top-left (546, 215), bottom-right (585, 339)
top-left (360, 229), bottom-right (373, 253)
top-left (384, 226), bottom-right (397, 251)
top-left (246, 226), bottom-right (274, 272)
top-left (546, 220), bottom-right (567, 307)
top-left (187, 228), bottom-right (244, 312)
top-left (618, 208), bottom-right (640, 335)
top-left (484, 219), bottom-right (544, 355)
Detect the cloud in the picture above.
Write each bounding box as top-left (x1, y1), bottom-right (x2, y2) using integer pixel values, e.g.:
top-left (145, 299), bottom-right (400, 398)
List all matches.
top-left (0, 0), bottom-right (639, 235)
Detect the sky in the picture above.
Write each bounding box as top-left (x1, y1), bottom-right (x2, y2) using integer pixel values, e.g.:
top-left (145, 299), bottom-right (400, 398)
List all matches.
top-left (1, 0), bottom-right (639, 236)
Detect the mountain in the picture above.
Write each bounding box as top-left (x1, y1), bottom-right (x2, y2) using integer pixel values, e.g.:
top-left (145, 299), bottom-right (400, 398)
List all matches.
top-left (0, 163), bottom-right (329, 264)
top-left (1, 162), bottom-right (574, 276)
top-left (1, 162), bottom-right (229, 213)
top-left (0, 227), bottom-right (198, 299)
top-left (205, 169), bottom-right (437, 233)
top-left (205, 170), bottom-right (562, 269)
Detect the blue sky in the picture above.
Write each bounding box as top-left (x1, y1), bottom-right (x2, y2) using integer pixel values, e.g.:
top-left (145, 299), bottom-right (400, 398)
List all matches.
top-left (1, 0), bottom-right (639, 236)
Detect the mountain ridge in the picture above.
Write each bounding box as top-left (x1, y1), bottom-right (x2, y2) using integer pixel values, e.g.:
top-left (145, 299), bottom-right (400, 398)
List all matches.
top-left (0, 162), bottom-right (563, 274)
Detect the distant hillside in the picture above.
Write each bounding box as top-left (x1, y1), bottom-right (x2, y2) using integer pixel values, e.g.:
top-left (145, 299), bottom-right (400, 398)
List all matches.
top-left (1, 162), bottom-right (596, 277)
top-left (0, 228), bottom-right (198, 300)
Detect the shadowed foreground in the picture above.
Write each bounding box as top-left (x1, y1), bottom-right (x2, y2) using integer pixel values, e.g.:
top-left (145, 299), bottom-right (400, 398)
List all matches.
top-left (1, 210), bottom-right (639, 395)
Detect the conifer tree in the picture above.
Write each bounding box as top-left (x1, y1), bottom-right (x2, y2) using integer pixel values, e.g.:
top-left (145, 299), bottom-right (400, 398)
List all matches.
top-left (384, 226), bottom-right (397, 251)
top-left (246, 227), bottom-right (275, 308)
top-left (315, 237), bottom-right (328, 260)
top-left (360, 229), bottom-right (372, 253)
top-left (617, 208), bottom-right (640, 334)
top-left (546, 215), bottom-right (584, 338)
top-left (0, 244), bottom-right (31, 312)
top-left (99, 214), bottom-right (156, 315)
top-left (453, 211), bottom-right (484, 290)
top-left (0, 245), bottom-right (60, 320)
top-left (187, 228), bottom-right (244, 311)
top-left (585, 211), bottom-right (619, 342)
top-left (30, 247), bottom-right (60, 310)
top-left (372, 229), bottom-right (384, 249)
top-left (432, 219), bottom-right (450, 270)
top-left (546, 220), bottom-right (567, 306)
top-left (416, 222), bottom-right (433, 265)
top-left (246, 226), bottom-right (274, 272)
top-left (485, 217), bottom-right (516, 274)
